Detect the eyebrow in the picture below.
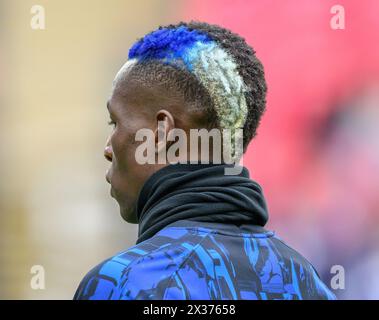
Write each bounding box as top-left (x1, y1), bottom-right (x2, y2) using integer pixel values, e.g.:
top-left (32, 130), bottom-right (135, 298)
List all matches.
top-left (106, 101), bottom-right (111, 112)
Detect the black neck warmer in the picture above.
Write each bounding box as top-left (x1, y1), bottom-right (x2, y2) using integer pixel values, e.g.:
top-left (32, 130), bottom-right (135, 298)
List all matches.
top-left (135, 163), bottom-right (269, 244)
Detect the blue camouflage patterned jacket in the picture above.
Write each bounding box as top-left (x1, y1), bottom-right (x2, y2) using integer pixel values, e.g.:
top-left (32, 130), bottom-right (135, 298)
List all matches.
top-left (74, 220), bottom-right (335, 300)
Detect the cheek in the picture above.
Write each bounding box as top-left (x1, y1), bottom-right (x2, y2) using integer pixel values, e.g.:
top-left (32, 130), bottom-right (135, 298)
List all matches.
top-left (111, 127), bottom-right (136, 171)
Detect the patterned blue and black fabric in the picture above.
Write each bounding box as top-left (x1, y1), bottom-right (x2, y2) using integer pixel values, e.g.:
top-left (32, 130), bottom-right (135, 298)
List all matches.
top-left (74, 164), bottom-right (336, 300)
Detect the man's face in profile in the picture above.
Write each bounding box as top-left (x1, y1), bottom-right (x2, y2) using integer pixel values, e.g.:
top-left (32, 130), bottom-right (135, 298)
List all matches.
top-left (103, 61), bottom-right (154, 223)
top-left (103, 61), bottom-right (173, 223)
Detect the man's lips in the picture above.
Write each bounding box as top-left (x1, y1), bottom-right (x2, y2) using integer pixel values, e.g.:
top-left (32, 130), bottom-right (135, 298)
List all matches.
top-left (105, 170), bottom-right (115, 197)
top-left (105, 170), bottom-right (111, 184)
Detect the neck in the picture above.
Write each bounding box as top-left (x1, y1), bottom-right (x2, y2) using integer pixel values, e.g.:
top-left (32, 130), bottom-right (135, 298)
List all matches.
top-left (135, 163), bottom-right (268, 244)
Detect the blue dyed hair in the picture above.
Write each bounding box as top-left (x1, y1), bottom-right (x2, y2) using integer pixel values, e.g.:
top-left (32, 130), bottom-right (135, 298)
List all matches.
top-left (128, 26), bottom-right (213, 71)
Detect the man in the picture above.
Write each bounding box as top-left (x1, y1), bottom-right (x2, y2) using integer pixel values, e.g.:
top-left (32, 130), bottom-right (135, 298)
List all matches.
top-left (74, 21), bottom-right (335, 300)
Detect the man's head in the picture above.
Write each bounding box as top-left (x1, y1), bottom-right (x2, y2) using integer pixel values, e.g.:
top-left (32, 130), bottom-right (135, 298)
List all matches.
top-left (104, 21), bottom-right (267, 222)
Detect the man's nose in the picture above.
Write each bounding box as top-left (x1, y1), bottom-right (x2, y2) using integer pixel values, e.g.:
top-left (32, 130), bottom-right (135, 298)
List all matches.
top-left (104, 141), bottom-right (113, 162)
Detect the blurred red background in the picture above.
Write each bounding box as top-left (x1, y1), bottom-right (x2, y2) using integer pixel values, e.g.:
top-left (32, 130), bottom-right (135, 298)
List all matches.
top-left (181, 0), bottom-right (379, 299)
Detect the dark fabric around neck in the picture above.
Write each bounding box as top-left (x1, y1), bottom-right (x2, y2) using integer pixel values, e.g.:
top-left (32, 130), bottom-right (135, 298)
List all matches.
top-left (135, 163), bottom-right (269, 244)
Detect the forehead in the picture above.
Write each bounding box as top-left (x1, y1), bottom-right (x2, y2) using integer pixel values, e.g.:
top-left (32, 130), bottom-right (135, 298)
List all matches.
top-left (112, 59), bottom-right (137, 90)
top-left (108, 59), bottom-right (140, 110)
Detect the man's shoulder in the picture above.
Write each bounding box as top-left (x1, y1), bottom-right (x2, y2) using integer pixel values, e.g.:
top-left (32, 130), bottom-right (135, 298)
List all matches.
top-left (73, 225), bottom-right (212, 300)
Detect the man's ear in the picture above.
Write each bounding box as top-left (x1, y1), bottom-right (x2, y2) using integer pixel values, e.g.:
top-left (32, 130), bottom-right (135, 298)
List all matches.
top-left (154, 109), bottom-right (175, 154)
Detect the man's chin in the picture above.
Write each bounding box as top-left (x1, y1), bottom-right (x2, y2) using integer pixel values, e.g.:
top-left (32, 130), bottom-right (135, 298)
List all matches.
top-left (120, 205), bottom-right (138, 223)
